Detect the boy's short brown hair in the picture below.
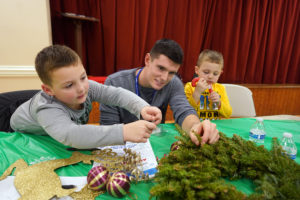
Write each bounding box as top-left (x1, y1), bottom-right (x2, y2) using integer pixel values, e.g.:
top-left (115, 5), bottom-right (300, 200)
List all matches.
top-left (196, 49), bottom-right (224, 69)
top-left (35, 45), bottom-right (80, 86)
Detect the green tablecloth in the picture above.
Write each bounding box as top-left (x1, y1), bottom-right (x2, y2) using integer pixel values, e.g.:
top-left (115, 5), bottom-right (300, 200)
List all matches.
top-left (0, 118), bottom-right (299, 199)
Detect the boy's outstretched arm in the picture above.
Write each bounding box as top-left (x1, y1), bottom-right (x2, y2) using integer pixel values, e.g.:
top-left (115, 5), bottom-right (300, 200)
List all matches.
top-left (140, 106), bottom-right (162, 125)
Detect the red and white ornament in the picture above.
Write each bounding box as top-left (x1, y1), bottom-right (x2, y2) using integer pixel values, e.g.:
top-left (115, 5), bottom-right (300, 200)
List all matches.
top-left (170, 141), bottom-right (182, 151)
top-left (87, 165), bottom-right (109, 191)
top-left (106, 171), bottom-right (130, 197)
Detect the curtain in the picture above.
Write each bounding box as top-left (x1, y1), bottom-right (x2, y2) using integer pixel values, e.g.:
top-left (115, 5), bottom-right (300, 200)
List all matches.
top-left (50, 0), bottom-right (299, 84)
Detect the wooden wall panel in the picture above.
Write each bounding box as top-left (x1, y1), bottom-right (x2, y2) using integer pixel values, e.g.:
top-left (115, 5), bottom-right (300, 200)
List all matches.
top-left (243, 84), bottom-right (300, 116)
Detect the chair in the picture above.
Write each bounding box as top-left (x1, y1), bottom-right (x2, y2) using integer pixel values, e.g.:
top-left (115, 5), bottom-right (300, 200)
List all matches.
top-left (0, 90), bottom-right (40, 132)
top-left (223, 84), bottom-right (256, 117)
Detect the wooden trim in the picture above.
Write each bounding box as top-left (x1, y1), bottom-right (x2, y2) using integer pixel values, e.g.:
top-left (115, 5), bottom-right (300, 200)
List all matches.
top-left (246, 85), bottom-right (300, 116)
top-left (0, 66), bottom-right (37, 77)
top-left (241, 84), bottom-right (300, 89)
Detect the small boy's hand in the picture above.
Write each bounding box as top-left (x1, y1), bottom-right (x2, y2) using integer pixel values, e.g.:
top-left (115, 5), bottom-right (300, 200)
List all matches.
top-left (123, 120), bottom-right (157, 143)
top-left (140, 106), bottom-right (162, 125)
top-left (195, 78), bottom-right (209, 93)
top-left (209, 91), bottom-right (220, 103)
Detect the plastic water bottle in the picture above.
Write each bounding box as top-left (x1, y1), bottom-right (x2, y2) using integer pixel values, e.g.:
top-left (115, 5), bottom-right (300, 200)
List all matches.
top-left (208, 84), bottom-right (219, 110)
top-left (249, 117), bottom-right (266, 143)
top-left (280, 132), bottom-right (297, 160)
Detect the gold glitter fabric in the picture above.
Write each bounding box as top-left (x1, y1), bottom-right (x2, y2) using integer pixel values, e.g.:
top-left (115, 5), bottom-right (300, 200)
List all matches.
top-left (0, 148), bottom-right (152, 200)
top-left (70, 184), bottom-right (104, 199)
top-left (0, 152), bottom-right (102, 200)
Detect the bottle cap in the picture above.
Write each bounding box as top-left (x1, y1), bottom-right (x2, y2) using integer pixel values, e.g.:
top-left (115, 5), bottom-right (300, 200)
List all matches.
top-left (256, 117), bottom-right (263, 122)
top-left (283, 132), bottom-right (292, 138)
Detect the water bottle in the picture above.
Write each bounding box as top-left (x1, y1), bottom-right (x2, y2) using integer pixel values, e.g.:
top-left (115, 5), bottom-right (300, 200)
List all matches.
top-left (280, 132), bottom-right (297, 160)
top-left (208, 84), bottom-right (219, 110)
top-left (249, 117), bottom-right (266, 143)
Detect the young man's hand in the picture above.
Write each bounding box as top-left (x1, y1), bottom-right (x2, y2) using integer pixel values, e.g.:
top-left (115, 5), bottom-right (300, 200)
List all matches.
top-left (140, 106), bottom-right (162, 125)
top-left (189, 120), bottom-right (219, 146)
top-left (123, 120), bottom-right (156, 143)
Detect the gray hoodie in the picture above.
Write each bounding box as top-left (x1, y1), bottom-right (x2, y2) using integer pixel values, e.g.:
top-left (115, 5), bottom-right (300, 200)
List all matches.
top-left (10, 80), bottom-right (149, 149)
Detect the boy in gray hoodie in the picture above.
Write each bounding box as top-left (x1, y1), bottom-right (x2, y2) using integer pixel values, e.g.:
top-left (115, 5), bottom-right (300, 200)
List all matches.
top-left (10, 45), bottom-right (161, 149)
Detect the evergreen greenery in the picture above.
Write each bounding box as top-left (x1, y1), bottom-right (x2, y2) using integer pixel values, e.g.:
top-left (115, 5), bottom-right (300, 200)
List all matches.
top-left (150, 124), bottom-right (300, 200)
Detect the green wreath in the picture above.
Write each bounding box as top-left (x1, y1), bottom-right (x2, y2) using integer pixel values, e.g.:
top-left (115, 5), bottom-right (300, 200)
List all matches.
top-left (150, 124), bottom-right (300, 200)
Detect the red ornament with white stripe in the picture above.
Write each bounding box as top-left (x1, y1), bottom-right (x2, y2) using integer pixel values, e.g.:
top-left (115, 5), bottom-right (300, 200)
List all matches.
top-left (87, 165), bottom-right (109, 191)
top-left (106, 171), bottom-right (131, 197)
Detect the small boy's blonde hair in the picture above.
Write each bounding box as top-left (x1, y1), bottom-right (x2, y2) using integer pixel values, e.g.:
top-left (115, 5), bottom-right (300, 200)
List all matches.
top-left (196, 49), bottom-right (224, 69)
top-left (35, 45), bottom-right (80, 86)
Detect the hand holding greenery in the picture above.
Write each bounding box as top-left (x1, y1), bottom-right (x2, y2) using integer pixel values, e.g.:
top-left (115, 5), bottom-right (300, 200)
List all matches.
top-left (150, 124), bottom-right (300, 200)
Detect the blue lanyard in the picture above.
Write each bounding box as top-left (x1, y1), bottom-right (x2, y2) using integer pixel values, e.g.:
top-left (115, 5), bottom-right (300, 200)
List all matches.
top-left (135, 68), bottom-right (143, 96)
top-left (135, 67), bottom-right (156, 104)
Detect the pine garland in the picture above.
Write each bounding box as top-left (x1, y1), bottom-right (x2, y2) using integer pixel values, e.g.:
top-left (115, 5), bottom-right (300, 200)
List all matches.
top-left (150, 124), bottom-right (300, 200)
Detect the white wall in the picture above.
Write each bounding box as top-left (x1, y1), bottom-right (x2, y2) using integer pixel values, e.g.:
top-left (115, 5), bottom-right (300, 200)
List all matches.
top-left (0, 0), bottom-right (52, 92)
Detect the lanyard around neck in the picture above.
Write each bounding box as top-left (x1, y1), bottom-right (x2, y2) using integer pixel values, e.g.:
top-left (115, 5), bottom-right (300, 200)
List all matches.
top-left (135, 67), bottom-right (144, 96)
top-left (135, 67), bottom-right (156, 104)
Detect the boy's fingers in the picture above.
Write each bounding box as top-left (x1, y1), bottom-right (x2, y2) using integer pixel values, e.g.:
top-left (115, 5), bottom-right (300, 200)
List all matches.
top-left (141, 137), bottom-right (147, 143)
top-left (154, 119), bottom-right (160, 125)
top-left (145, 121), bottom-right (156, 131)
top-left (154, 116), bottom-right (162, 124)
top-left (151, 109), bottom-right (162, 124)
top-left (143, 108), bottom-right (162, 124)
top-left (146, 107), bottom-right (161, 115)
top-left (142, 114), bottom-right (153, 121)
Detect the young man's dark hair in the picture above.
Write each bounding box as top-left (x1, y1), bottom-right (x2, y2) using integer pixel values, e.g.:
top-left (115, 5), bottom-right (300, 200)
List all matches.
top-left (150, 38), bottom-right (183, 65)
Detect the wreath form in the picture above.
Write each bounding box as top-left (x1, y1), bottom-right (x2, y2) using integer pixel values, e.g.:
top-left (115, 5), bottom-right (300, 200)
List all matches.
top-left (150, 124), bottom-right (300, 200)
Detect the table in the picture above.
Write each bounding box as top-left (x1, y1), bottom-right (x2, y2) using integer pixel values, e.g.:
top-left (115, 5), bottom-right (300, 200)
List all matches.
top-left (0, 118), bottom-right (299, 199)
